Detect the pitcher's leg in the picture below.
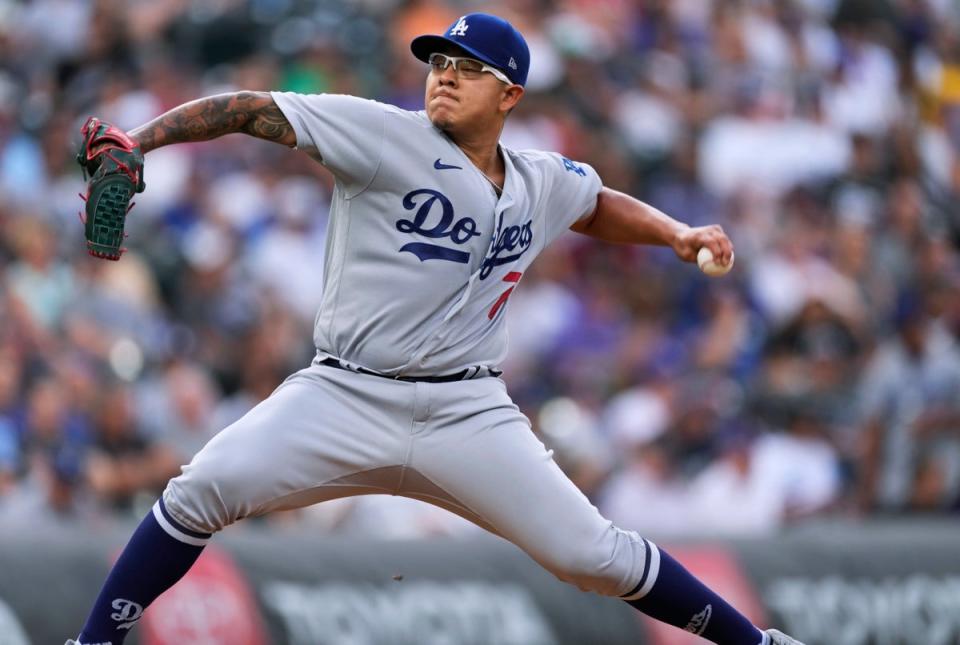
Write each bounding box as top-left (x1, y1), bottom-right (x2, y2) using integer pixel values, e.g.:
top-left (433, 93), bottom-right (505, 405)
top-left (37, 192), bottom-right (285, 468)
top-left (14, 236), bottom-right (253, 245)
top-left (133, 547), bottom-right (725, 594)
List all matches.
top-left (75, 366), bottom-right (411, 645)
top-left (407, 379), bottom-right (766, 645)
top-left (409, 399), bottom-right (650, 595)
top-left (163, 366), bottom-right (412, 534)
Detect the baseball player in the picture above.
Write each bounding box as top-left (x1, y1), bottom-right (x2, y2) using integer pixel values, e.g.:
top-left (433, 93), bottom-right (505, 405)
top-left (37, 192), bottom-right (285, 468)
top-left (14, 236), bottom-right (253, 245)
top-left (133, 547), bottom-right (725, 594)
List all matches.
top-left (69, 13), bottom-right (803, 645)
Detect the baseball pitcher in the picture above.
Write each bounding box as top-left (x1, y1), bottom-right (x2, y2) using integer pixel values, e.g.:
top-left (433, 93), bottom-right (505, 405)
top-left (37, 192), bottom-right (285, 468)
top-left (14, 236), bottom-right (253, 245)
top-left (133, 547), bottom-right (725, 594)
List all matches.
top-left (70, 13), bottom-right (802, 645)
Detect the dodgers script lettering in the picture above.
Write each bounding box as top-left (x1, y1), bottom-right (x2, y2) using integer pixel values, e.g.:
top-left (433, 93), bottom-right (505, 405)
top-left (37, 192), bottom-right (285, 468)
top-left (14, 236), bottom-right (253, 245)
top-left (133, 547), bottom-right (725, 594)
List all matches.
top-left (479, 211), bottom-right (533, 280)
top-left (397, 189), bottom-right (481, 264)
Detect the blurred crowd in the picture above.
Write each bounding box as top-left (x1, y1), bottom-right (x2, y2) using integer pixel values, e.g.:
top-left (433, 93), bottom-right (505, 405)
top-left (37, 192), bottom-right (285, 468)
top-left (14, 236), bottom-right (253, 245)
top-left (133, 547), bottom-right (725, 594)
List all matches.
top-left (1, 0), bottom-right (960, 539)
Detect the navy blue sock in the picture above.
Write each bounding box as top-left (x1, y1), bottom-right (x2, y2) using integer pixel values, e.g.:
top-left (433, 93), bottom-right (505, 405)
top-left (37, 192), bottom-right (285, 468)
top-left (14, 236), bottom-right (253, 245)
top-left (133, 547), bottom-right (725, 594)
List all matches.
top-left (77, 499), bottom-right (210, 644)
top-left (625, 543), bottom-right (763, 645)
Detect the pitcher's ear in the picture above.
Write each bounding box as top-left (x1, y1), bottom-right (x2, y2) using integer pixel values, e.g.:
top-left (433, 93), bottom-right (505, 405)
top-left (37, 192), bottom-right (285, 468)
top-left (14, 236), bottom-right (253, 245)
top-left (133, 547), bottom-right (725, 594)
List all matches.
top-left (501, 84), bottom-right (524, 114)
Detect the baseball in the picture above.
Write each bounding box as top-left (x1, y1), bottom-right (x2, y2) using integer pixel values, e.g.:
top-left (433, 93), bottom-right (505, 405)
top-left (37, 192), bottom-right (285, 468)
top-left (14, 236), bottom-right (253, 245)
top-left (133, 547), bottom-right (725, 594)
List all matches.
top-left (697, 247), bottom-right (734, 277)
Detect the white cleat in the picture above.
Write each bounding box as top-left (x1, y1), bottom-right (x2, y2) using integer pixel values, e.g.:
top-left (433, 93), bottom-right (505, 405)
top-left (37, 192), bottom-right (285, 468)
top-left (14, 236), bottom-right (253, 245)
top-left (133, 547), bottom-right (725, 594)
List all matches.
top-left (765, 629), bottom-right (806, 645)
top-left (64, 641), bottom-right (112, 645)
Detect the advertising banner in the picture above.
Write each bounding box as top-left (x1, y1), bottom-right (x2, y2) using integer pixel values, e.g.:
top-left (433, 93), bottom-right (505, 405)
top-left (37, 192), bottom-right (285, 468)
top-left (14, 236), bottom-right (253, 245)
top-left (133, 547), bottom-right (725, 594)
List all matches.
top-left (1, 521), bottom-right (958, 644)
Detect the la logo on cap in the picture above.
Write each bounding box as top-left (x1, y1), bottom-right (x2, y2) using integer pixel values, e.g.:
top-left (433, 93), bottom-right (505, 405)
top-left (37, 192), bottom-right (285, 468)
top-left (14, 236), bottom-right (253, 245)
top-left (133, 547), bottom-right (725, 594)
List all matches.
top-left (450, 16), bottom-right (469, 37)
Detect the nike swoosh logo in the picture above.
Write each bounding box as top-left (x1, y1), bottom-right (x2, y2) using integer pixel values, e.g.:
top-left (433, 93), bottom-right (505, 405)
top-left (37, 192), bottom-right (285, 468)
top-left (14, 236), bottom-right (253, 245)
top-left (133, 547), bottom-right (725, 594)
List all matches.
top-left (434, 158), bottom-right (462, 170)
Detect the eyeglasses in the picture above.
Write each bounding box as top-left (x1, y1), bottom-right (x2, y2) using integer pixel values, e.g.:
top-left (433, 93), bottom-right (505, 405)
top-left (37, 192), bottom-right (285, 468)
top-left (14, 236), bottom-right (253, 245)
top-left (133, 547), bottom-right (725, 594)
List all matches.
top-left (428, 52), bottom-right (513, 85)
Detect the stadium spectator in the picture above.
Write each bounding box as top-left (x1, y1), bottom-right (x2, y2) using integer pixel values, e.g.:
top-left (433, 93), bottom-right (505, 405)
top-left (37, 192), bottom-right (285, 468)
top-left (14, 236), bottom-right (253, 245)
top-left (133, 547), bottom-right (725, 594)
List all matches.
top-left (85, 381), bottom-right (179, 514)
top-left (856, 290), bottom-right (960, 511)
top-left (0, 0), bottom-right (958, 535)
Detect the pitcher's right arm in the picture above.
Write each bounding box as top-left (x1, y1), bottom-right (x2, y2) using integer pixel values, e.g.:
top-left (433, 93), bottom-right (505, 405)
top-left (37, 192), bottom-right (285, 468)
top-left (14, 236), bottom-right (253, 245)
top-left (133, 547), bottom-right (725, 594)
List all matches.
top-left (129, 91), bottom-right (296, 152)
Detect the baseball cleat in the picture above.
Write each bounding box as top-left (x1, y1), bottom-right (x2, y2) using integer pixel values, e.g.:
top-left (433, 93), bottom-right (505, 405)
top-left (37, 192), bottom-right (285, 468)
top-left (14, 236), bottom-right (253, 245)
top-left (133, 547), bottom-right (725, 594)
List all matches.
top-left (765, 629), bottom-right (805, 645)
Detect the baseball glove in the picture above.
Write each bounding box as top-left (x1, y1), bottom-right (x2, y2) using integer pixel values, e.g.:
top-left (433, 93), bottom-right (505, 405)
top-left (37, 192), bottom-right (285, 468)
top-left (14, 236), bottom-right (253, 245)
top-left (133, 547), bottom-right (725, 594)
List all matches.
top-left (76, 117), bottom-right (145, 260)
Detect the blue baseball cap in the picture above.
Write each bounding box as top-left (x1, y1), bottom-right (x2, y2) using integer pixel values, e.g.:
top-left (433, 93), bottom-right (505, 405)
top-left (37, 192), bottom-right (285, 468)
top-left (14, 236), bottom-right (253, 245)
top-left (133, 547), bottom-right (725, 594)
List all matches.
top-left (411, 13), bottom-right (530, 86)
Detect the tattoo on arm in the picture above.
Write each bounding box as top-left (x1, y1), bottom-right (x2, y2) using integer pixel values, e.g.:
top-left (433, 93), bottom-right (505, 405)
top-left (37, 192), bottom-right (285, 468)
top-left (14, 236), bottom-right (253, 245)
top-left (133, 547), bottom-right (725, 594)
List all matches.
top-left (129, 91), bottom-right (295, 153)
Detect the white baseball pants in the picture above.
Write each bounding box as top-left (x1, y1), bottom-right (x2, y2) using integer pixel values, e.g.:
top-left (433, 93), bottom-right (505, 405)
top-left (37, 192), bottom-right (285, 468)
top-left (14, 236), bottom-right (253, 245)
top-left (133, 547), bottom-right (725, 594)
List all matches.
top-left (161, 362), bottom-right (659, 599)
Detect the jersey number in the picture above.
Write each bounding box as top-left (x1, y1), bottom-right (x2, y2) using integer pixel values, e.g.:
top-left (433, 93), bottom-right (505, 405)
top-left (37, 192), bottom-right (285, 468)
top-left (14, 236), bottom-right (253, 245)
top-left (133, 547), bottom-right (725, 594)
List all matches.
top-left (488, 271), bottom-right (522, 320)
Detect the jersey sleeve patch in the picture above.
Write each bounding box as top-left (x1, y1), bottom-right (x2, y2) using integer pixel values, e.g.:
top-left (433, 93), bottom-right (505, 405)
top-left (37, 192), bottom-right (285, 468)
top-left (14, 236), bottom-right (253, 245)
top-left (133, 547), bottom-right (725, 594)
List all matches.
top-left (562, 157), bottom-right (587, 176)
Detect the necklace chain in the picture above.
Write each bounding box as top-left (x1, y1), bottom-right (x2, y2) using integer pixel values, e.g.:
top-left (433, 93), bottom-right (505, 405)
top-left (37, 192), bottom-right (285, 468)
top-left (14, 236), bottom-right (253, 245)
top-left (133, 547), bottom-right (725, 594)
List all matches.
top-left (477, 158), bottom-right (503, 194)
top-left (440, 130), bottom-right (504, 195)
top-left (480, 169), bottom-right (503, 195)
top-left (480, 170), bottom-right (503, 195)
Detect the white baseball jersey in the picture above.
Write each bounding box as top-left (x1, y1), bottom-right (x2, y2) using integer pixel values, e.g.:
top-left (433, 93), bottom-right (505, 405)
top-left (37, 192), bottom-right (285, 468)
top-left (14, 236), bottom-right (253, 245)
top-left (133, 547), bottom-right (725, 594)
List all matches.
top-left (270, 92), bottom-right (602, 377)
top-left (162, 93), bottom-right (658, 610)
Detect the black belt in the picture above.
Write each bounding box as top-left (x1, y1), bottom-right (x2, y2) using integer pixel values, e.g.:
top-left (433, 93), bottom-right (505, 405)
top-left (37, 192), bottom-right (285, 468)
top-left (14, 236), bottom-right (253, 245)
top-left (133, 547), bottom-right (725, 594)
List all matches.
top-left (319, 358), bottom-right (472, 383)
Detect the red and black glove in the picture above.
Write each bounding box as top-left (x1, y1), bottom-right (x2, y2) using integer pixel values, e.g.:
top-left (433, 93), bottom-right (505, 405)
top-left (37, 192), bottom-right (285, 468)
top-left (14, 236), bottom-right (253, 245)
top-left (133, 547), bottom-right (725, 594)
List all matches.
top-left (76, 117), bottom-right (145, 260)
